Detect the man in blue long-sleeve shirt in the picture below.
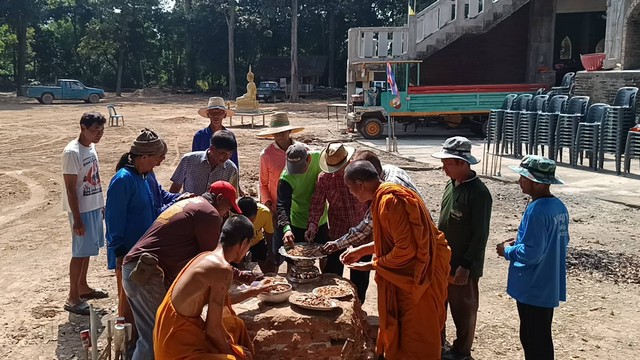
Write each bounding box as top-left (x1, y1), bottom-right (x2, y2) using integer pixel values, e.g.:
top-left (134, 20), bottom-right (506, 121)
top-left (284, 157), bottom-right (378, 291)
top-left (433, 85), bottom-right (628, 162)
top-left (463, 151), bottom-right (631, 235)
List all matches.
top-left (497, 155), bottom-right (569, 360)
top-left (193, 97), bottom-right (239, 169)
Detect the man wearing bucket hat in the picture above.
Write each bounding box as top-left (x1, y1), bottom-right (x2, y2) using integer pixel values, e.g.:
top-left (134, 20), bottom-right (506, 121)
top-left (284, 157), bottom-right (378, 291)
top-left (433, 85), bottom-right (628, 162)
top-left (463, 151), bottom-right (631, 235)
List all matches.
top-left (496, 155), bottom-right (569, 360)
top-left (276, 143), bottom-right (328, 248)
top-left (306, 143), bottom-right (367, 281)
top-left (258, 112), bottom-right (304, 260)
top-left (192, 97), bottom-right (239, 169)
top-left (431, 136), bottom-right (492, 360)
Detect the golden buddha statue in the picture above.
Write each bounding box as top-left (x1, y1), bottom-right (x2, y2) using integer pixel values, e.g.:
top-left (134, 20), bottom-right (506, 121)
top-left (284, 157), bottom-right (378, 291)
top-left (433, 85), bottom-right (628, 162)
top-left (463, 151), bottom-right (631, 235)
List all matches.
top-left (235, 66), bottom-right (259, 112)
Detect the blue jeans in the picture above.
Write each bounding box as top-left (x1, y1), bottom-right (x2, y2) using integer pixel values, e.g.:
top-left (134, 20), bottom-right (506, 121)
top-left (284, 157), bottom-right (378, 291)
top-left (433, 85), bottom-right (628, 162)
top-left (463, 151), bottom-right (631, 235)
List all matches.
top-left (122, 260), bottom-right (166, 360)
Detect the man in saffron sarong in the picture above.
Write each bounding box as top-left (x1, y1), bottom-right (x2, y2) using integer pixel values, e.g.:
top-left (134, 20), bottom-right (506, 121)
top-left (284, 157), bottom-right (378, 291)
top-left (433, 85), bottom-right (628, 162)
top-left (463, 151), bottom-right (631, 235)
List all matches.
top-left (341, 160), bottom-right (451, 360)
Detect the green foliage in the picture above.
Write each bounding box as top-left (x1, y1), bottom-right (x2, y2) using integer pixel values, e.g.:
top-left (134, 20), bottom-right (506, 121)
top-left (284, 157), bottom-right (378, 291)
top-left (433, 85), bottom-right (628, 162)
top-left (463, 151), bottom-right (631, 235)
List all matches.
top-left (0, 0), bottom-right (417, 91)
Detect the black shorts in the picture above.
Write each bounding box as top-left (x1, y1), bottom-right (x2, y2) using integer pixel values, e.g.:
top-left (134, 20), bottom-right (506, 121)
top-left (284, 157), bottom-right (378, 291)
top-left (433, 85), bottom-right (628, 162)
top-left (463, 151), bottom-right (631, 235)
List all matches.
top-left (249, 239), bottom-right (269, 261)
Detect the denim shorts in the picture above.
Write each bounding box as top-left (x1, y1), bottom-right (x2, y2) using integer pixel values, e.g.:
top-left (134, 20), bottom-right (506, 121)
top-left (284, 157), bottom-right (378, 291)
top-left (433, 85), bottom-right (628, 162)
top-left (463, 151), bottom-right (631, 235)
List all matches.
top-left (68, 208), bottom-right (105, 257)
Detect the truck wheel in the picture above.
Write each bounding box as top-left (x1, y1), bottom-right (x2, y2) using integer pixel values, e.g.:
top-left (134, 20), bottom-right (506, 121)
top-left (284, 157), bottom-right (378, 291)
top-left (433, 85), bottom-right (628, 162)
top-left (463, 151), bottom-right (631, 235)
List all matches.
top-left (361, 117), bottom-right (383, 139)
top-left (41, 93), bottom-right (54, 105)
top-left (88, 94), bottom-right (100, 104)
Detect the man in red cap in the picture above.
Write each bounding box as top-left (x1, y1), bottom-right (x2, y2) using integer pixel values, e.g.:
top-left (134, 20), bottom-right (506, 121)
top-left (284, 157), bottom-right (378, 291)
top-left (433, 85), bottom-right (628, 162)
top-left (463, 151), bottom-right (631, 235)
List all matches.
top-left (121, 181), bottom-right (245, 360)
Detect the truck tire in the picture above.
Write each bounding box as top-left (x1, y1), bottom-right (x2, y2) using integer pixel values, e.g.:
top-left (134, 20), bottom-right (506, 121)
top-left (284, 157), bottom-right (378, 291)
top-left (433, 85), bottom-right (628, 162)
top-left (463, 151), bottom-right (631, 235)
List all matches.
top-left (88, 93), bottom-right (100, 104)
top-left (41, 93), bottom-right (54, 105)
top-left (361, 117), bottom-right (384, 139)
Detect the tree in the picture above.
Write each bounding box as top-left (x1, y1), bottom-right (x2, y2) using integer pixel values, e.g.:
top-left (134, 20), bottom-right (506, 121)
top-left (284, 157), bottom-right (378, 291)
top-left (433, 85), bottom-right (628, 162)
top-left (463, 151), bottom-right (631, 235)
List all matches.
top-left (225, 0), bottom-right (237, 98)
top-left (289, 0), bottom-right (298, 102)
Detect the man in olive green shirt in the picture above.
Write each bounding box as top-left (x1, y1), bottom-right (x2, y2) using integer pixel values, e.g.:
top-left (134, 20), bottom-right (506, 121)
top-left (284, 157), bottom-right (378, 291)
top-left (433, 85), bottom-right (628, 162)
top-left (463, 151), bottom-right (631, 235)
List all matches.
top-left (432, 137), bottom-right (493, 360)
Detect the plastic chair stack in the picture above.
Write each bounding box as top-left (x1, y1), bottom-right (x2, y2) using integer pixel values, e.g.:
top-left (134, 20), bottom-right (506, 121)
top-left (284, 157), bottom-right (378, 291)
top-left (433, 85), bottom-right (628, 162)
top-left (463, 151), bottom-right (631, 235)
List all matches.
top-left (501, 94), bottom-right (532, 157)
top-left (483, 94), bottom-right (517, 176)
top-left (517, 94), bottom-right (549, 157)
top-left (573, 103), bottom-right (609, 169)
top-left (624, 130), bottom-right (640, 174)
top-left (554, 96), bottom-right (590, 163)
top-left (547, 72), bottom-right (575, 97)
top-left (598, 87), bottom-right (638, 174)
top-left (534, 95), bottom-right (568, 158)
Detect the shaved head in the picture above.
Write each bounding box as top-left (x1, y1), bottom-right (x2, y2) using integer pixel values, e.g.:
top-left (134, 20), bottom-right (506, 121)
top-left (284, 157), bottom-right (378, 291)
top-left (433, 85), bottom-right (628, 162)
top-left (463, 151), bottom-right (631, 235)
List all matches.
top-left (344, 160), bottom-right (380, 183)
top-left (353, 150), bottom-right (383, 176)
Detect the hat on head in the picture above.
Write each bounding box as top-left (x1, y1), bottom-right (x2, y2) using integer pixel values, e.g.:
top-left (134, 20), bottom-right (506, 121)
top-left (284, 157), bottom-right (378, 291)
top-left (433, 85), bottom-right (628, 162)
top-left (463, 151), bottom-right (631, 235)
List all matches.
top-left (130, 128), bottom-right (167, 156)
top-left (209, 181), bottom-right (242, 213)
top-left (509, 155), bottom-right (564, 185)
top-left (198, 97), bottom-right (235, 118)
top-left (431, 136), bottom-right (479, 164)
top-left (286, 143), bottom-right (310, 175)
top-left (256, 112), bottom-right (304, 138)
top-left (319, 142), bottom-right (356, 173)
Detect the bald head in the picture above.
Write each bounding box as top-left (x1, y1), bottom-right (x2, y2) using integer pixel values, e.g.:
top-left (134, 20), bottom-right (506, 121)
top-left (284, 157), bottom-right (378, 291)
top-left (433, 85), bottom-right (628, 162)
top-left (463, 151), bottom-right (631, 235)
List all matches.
top-left (353, 150), bottom-right (383, 176)
top-left (345, 160), bottom-right (380, 182)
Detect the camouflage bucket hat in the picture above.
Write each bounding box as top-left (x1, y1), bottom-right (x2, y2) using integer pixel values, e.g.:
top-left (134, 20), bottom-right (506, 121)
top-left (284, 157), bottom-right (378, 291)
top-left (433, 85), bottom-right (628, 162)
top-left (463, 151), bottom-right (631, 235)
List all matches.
top-left (508, 155), bottom-right (564, 185)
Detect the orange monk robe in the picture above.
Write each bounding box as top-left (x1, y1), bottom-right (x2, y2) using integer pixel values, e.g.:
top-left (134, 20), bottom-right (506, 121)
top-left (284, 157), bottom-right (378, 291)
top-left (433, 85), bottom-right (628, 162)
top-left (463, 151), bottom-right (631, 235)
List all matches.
top-left (371, 183), bottom-right (451, 360)
top-left (154, 269), bottom-right (254, 360)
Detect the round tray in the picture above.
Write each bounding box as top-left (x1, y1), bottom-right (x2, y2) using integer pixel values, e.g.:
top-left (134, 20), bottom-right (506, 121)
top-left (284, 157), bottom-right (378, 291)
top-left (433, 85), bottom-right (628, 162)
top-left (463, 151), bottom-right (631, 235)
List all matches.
top-left (312, 285), bottom-right (352, 299)
top-left (278, 243), bottom-right (326, 261)
top-left (289, 294), bottom-right (338, 311)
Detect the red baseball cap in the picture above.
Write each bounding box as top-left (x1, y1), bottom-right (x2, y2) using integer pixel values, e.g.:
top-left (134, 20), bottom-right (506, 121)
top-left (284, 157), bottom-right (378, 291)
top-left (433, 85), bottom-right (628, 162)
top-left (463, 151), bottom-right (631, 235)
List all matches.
top-left (208, 181), bottom-right (242, 214)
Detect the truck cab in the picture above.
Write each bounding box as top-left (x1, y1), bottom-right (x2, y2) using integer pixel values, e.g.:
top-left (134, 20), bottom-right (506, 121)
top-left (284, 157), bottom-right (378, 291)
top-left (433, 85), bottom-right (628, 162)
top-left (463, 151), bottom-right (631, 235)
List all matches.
top-left (24, 79), bottom-right (105, 104)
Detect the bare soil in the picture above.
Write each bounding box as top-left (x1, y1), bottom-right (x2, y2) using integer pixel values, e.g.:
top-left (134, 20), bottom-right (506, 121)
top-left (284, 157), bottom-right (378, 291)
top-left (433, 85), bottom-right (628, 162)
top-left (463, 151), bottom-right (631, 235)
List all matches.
top-left (0, 93), bottom-right (638, 359)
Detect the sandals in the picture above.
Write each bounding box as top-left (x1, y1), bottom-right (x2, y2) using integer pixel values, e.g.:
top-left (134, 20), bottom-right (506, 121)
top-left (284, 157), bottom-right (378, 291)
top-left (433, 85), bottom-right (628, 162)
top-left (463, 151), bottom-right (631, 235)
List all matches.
top-left (80, 288), bottom-right (109, 300)
top-left (64, 301), bottom-right (91, 316)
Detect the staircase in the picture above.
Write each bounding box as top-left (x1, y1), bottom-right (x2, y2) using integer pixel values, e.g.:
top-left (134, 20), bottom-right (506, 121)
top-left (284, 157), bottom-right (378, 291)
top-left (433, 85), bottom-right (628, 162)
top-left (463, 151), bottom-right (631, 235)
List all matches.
top-left (347, 0), bottom-right (530, 62)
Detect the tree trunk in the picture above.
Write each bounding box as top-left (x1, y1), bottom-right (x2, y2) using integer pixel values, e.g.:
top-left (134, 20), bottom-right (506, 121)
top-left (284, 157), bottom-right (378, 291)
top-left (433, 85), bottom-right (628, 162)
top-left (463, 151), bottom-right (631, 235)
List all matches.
top-left (116, 47), bottom-right (124, 96)
top-left (15, 18), bottom-right (27, 96)
top-left (290, 0), bottom-right (299, 103)
top-left (184, 0), bottom-right (195, 88)
top-left (227, 0), bottom-right (236, 99)
top-left (327, 9), bottom-right (335, 88)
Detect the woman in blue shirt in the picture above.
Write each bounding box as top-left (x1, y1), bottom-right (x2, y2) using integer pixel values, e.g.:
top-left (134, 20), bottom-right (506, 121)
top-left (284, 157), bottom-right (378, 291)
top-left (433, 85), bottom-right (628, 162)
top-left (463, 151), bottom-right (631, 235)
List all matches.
top-left (105, 128), bottom-right (168, 333)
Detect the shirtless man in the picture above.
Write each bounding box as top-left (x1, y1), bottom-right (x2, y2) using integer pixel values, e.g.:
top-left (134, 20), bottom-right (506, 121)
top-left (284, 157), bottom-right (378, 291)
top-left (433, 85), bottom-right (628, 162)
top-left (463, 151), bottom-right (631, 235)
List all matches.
top-left (154, 216), bottom-right (273, 360)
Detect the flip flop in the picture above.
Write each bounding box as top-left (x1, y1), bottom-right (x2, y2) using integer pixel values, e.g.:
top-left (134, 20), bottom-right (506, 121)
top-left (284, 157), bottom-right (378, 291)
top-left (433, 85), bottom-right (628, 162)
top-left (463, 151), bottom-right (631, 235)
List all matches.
top-left (64, 301), bottom-right (90, 316)
top-left (80, 288), bottom-right (109, 300)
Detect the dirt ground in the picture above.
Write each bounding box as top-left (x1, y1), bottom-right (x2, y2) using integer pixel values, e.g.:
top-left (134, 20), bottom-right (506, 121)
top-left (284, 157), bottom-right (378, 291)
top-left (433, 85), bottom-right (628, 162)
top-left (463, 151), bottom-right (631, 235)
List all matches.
top-left (0, 93), bottom-right (638, 360)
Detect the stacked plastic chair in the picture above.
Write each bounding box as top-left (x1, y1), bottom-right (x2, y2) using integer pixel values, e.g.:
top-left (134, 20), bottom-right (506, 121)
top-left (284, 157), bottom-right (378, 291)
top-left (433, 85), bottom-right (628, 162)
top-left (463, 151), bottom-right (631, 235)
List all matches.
top-left (547, 72), bottom-right (575, 97)
top-left (573, 103), bottom-right (609, 169)
top-left (483, 94), bottom-right (517, 176)
top-left (516, 94), bottom-right (549, 157)
top-left (554, 96), bottom-right (590, 163)
top-left (534, 95), bottom-right (568, 158)
top-left (598, 86), bottom-right (638, 174)
top-left (501, 94), bottom-right (532, 157)
top-left (624, 130), bottom-right (640, 174)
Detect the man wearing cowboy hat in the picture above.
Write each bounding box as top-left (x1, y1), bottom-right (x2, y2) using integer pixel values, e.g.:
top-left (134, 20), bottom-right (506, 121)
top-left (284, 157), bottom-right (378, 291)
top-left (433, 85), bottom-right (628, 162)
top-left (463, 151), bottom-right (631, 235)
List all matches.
top-left (257, 112), bottom-right (303, 261)
top-left (306, 143), bottom-right (368, 281)
top-left (496, 155), bottom-right (569, 360)
top-left (192, 97), bottom-right (239, 169)
top-left (431, 136), bottom-right (492, 360)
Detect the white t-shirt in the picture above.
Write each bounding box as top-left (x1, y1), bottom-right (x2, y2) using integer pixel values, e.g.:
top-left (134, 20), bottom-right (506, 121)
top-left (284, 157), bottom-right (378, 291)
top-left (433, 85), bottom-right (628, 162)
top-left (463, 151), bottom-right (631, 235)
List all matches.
top-left (61, 139), bottom-right (104, 213)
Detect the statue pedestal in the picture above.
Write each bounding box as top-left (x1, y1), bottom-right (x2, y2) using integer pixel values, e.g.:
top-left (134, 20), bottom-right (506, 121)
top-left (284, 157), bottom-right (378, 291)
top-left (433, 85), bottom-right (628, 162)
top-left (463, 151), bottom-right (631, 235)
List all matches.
top-left (229, 110), bottom-right (275, 128)
top-left (235, 100), bottom-right (260, 113)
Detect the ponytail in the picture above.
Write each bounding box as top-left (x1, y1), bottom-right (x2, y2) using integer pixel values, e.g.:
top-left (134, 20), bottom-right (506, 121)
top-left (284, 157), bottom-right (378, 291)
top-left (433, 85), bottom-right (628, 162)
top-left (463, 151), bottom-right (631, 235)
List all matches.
top-left (116, 152), bottom-right (132, 171)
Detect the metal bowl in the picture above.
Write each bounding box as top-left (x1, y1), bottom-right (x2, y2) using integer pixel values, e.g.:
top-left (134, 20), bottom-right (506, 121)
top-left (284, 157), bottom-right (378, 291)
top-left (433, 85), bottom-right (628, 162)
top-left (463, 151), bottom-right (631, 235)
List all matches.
top-left (257, 283), bottom-right (293, 303)
top-left (278, 243), bottom-right (326, 261)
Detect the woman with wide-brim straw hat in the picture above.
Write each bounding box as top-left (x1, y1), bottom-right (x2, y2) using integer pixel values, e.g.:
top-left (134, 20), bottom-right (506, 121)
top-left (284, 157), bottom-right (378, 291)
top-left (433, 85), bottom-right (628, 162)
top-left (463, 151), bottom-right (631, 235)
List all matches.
top-left (258, 112), bottom-right (304, 264)
top-left (192, 97), bottom-right (240, 169)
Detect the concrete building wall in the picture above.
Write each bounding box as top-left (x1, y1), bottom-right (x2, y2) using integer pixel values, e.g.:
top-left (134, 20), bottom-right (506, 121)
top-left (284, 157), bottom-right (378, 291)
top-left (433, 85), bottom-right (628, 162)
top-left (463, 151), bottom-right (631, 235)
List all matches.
top-left (573, 70), bottom-right (640, 110)
top-left (419, 3), bottom-right (530, 86)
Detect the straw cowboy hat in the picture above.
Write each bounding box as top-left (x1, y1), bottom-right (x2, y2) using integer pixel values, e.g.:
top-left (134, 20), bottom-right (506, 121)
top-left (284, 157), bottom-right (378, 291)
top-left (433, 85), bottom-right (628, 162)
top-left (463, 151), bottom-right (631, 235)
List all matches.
top-left (431, 136), bottom-right (480, 165)
top-left (320, 142), bottom-right (356, 173)
top-left (509, 155), bottom-right (564, 185)
top-left (256, 112), bottom-right (304, 138)
top-left (198, 97), bottom-right (235, 118)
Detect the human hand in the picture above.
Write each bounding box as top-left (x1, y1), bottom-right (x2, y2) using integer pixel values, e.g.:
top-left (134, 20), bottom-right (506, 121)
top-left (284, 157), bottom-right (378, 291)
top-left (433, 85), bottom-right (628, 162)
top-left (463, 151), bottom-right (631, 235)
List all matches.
top-left (346, 261), bottom-right (373, 272)
top-left (236, 270), bottom-right (258, 285)
top-left (283, 231), bottom-right (295, 247)
top-left (73, 218), bottom-right (86, 237)
top-left (304, 224), bottom-right (317, 242)
top-left (496, 238), bottom-right (515, 257)
top-left (264, 200), bottom-right (274, 212)
top-left (323, 241), bottom-right (339, 254)
top-left (340, 247), bottom-right (363, 265)
top-left (449, 266), bottom-right (470, 285)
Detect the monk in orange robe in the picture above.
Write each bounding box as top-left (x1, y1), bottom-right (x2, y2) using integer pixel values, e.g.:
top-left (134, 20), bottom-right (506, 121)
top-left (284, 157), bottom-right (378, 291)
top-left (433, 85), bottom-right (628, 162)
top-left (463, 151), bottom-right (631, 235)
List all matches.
top-left (154, 216), bottom-right (275, 360)
top-left (341, 160), bottom-right (451, 360)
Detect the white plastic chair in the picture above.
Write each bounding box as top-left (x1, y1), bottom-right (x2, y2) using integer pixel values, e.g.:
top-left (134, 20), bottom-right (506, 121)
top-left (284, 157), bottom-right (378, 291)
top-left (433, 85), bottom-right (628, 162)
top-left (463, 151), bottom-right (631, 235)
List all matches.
top-left (107, 104), bottom-right (124, 126)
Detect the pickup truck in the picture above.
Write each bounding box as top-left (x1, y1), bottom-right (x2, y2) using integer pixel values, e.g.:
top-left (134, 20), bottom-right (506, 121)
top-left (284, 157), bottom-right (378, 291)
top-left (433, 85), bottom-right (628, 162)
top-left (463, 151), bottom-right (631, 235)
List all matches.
top-left (24, 79), bottom-right (105, 104)
top-left (257, 81), bottom-right (286, 102)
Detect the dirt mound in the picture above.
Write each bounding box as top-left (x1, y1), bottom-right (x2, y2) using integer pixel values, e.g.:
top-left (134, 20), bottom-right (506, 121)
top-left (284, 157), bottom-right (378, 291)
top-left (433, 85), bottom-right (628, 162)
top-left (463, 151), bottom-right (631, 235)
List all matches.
top-left (568, 247), bottom-right (640, 284)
